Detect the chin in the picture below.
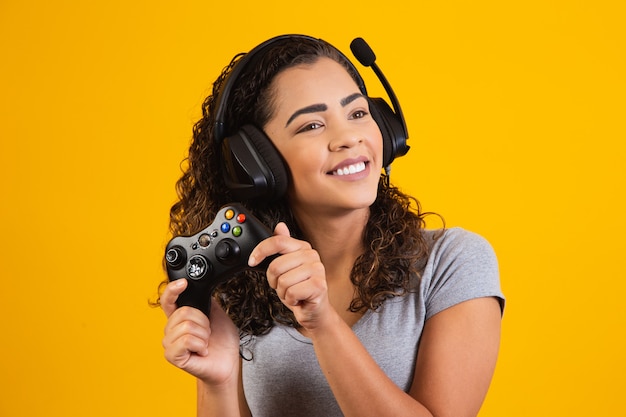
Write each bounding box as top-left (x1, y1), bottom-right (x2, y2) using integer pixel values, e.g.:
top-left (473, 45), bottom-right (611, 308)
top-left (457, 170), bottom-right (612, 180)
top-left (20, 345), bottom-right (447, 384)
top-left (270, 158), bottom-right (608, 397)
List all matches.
top-left (343, 191), bottom-right (379, 211)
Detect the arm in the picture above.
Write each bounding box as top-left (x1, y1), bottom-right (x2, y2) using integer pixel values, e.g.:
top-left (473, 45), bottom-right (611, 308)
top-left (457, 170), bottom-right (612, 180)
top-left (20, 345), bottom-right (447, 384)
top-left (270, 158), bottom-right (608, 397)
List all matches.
top-left (197, 367), bottom-right (251, 417)
top-left (251, 224), bottom-right (502, 417)
top-left (307, 307), bottom-right (433, 416)
top-left (161, 279), bottom-right (249, 417)
top-left (308, 297), bottom-right (501, 417)
top-left (410, 297), bottom-right (502, 417)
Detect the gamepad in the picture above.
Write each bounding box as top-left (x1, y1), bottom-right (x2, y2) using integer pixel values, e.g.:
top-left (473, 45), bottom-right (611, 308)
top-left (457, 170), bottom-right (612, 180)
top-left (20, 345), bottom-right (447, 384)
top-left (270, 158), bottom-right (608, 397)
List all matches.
top-left (164, 203), bottom-right (274, 316)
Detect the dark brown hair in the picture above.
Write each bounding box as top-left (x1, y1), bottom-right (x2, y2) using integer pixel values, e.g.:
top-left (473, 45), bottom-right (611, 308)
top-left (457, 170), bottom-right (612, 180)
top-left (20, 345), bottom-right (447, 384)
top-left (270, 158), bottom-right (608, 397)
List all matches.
top-left (158, 36), bottom-right (437, 336)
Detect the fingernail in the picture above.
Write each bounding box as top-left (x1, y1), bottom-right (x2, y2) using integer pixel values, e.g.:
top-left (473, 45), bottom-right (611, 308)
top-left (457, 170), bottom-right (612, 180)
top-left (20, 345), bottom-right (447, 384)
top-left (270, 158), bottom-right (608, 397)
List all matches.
top-left (248, 255), bottom-right (256, 266)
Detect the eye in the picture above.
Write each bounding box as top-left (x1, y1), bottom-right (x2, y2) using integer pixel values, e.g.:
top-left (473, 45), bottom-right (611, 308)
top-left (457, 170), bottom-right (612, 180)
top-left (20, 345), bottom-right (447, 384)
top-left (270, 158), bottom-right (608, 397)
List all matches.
top-left (296, 121), bottom-right (324, 134)
top-left (350, 109), bottom-right (369, 120)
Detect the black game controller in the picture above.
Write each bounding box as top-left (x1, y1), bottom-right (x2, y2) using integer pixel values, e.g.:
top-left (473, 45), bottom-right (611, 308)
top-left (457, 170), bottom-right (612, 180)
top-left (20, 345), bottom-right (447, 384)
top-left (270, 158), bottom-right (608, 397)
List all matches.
top-left (164, 203), bottom-right (274, 316)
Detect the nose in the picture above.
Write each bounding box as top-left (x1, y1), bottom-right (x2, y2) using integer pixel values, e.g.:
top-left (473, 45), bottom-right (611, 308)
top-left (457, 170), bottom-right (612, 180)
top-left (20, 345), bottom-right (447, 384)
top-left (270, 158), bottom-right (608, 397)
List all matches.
top-left (328, 123), bottom-right (363, 152)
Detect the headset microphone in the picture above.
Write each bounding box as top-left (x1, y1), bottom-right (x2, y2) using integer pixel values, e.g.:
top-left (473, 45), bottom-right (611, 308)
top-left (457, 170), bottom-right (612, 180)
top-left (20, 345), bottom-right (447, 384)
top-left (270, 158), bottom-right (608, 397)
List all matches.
top-left (350, 37), bottom-right (410, 171)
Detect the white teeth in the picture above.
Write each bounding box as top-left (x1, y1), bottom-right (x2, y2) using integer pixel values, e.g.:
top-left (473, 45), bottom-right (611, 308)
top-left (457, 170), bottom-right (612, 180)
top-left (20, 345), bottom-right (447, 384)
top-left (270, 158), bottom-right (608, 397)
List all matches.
top-left (333, 161), bottom-right (366, 176)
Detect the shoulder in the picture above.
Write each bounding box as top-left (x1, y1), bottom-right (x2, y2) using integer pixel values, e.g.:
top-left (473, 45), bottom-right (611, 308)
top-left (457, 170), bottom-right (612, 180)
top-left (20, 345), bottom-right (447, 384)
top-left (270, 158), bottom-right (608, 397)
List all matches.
top-left (425, 227), bottom-right (497, 269)
top-left (420, 227), bottom-right (504, 319)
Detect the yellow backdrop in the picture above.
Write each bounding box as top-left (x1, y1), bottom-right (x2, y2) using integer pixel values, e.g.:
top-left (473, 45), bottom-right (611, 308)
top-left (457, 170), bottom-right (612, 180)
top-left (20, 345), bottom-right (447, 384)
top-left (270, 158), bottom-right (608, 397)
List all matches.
top-left (1, 0), bottom-right (624, 416)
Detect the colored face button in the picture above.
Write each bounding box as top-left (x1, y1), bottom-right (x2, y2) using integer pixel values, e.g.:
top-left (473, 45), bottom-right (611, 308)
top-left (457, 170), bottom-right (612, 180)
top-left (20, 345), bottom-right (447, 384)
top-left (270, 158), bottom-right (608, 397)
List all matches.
top-left (232, 226), bottom-right (242, 237)
top-left (225, 209), bottom-right (235, 220)
top-left (220, 222), bottom-right (231, 233)
top-left (236, 213), bottom-right (246, 223)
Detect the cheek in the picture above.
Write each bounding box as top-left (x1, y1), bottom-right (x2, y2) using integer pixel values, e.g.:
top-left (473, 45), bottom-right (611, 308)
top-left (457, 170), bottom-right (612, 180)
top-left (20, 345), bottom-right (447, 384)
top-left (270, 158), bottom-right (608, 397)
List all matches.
top-left (370, 127), bottom-right (385, 168)
top-left (285, 149), bottom-right (324, 178)
top-left (279, 146), bottom-right (322, 190)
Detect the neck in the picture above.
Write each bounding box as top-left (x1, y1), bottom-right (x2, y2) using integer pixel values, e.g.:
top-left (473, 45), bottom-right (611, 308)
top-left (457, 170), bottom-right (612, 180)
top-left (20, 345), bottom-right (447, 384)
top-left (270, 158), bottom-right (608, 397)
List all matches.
top-left (291, 205), bottom-right (371, 327)
top-left (292, 206), bottom-right (369, 282)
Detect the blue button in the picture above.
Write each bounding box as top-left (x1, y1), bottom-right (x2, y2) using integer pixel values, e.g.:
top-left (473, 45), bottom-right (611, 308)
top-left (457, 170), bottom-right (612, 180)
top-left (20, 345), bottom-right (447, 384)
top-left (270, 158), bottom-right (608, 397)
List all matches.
top-left (220, 222), bottom-right (231, 233)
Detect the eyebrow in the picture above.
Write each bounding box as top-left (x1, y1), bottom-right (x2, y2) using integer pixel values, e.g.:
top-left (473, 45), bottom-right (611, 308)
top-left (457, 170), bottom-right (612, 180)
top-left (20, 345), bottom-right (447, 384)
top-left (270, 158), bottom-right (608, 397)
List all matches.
top-left (340, 93), bottom-right (364, 107)
top-left (284, 93), bottom-right (366, 127)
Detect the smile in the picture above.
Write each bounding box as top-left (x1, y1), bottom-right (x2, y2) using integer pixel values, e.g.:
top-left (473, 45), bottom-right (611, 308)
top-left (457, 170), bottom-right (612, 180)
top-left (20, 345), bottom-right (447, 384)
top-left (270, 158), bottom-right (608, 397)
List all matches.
top-left (331, 161), bottom-right (367, 176)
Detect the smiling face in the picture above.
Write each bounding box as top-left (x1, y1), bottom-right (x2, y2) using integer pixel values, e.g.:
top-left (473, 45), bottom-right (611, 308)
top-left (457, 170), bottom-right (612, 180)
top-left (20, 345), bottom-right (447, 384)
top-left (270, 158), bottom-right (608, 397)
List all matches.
top-left (263, 57), bottom-right (383, 218)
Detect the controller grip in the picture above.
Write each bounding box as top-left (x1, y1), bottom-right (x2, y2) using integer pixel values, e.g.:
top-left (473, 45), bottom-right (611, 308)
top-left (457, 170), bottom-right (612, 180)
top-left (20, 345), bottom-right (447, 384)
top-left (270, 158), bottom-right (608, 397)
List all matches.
top-left (175, 253), bottom-right (278, 317)
top-left (173, 277), bottom-right (213, 317)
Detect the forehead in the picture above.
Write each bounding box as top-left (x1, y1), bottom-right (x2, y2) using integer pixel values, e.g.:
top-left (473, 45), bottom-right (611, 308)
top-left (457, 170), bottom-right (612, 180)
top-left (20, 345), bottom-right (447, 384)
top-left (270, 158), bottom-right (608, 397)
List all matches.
top-left (269, 58), bottom-right (362, 107)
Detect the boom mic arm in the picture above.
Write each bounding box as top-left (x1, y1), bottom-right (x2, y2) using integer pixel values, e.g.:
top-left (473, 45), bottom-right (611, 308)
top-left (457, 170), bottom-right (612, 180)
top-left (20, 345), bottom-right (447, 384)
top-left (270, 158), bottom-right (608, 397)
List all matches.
top-left (349, 37), bottom-right (409, 139)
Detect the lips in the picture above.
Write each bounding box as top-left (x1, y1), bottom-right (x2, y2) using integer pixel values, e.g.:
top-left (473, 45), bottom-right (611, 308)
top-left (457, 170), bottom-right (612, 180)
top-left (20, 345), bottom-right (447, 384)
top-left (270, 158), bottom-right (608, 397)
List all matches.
top-left (331, 161), bottom-right (367, 176)
top-left (328, 157), bottom-right (370, 176)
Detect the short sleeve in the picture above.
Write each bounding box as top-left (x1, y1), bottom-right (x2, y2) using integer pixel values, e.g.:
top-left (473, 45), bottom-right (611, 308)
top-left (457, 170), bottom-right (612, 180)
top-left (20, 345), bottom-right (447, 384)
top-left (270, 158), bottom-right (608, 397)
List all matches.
top-left (421, 228), bottom-right (505, 320)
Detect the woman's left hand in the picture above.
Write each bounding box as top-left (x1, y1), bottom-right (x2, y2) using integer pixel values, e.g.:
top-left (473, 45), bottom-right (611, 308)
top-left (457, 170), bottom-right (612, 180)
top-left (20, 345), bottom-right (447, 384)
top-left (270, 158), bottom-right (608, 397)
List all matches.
top-left (248, 222), bottom-right (332, 330)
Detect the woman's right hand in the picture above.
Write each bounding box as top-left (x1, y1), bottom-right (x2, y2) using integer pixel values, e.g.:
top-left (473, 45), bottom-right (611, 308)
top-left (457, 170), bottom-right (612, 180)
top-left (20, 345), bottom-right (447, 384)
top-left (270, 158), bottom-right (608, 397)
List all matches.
top-left (161, 279), bottom-right (241, 386)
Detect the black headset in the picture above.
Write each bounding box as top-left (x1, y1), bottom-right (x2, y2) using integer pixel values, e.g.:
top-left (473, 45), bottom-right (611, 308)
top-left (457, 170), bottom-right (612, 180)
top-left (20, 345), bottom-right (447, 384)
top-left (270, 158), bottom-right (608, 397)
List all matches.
top-left (213, 34), bottom-right (410, 202)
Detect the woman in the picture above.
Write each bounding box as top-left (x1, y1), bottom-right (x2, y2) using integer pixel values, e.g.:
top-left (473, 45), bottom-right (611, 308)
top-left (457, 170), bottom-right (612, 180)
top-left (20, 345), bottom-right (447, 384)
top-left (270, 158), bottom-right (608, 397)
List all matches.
top-left (159, 34), bottom-right (504, 417)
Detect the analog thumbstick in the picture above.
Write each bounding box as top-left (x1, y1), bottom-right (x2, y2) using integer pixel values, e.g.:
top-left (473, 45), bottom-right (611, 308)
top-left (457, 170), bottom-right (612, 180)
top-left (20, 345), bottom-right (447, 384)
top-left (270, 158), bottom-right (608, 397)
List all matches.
top-left (215, 239), bottom-right (241, 265)
top-left (187, 255), bottom-right (211, 280)
top-left (165, 246), bottom-right (186, 269)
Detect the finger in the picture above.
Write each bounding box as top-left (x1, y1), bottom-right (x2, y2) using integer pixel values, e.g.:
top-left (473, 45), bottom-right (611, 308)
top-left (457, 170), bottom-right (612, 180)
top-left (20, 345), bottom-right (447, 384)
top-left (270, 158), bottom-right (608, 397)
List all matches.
top-left (164, 325), bottom-right (210, 357)
top-left (161, 279), bottom-right (188, 317)
top-left (164, 330), bottom-right (210, 367)
top-left (265, 247), bottom-right (321, 289)
top-left (249, 222), bottom-right (310, 267)
top-left (273, 221), bottom-right (290, 237)
top-left (283, 278), bottom-right (327, 308)
top-left (163, 306), bottom-right (211, 343)
top-left (275, 261), bottom-right (327, 306)
top-left (163, 308), bottom-right (211, 362)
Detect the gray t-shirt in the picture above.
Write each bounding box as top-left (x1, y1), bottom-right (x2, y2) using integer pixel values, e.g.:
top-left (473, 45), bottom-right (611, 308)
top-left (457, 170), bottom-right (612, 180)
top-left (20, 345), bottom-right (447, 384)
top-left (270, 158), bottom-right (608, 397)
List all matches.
top-left (242, 227), bottom-right (504, 416)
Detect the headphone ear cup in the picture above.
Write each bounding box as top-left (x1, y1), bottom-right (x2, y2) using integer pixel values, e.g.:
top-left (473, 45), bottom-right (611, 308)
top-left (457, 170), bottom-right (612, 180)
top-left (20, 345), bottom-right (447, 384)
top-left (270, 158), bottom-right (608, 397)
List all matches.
top-left (220, 124), bottom-right (289, 201)
top-left (368, 97), bottom-right (409, 167)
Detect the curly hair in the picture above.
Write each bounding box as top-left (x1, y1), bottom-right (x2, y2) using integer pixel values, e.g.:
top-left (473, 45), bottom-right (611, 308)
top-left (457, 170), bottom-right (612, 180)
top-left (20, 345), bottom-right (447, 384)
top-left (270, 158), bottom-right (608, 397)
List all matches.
top-left (157, 36), bottom-right (439, 337)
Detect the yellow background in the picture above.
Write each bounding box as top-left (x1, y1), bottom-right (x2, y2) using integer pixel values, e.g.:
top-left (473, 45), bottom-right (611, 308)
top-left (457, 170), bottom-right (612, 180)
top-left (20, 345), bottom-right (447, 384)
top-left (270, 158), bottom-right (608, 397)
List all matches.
top-left (1, 0), bottom-right (624, 416)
